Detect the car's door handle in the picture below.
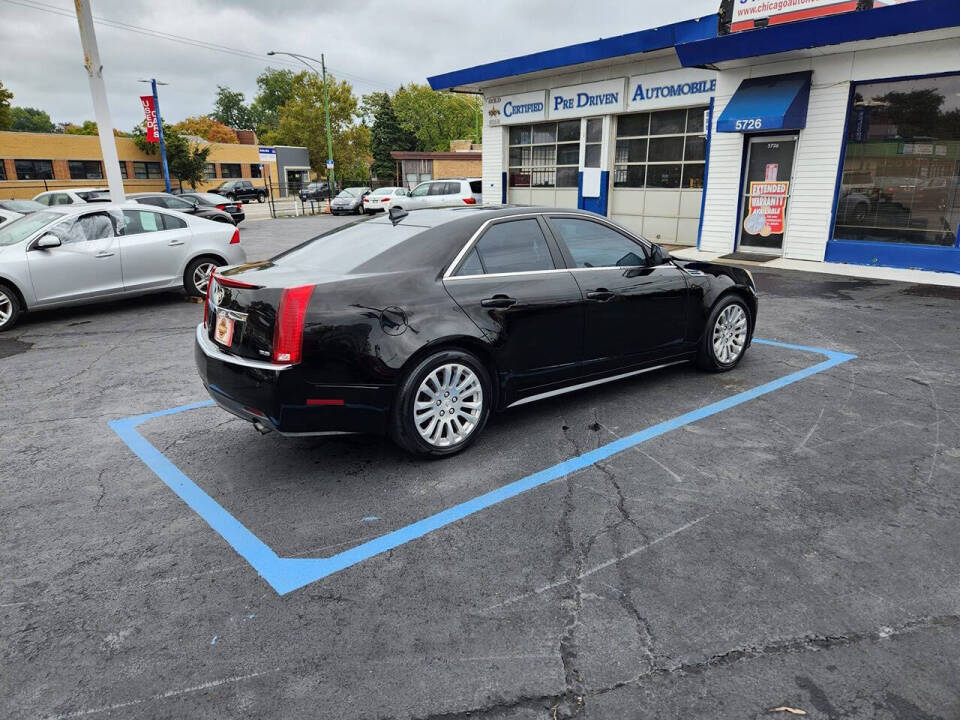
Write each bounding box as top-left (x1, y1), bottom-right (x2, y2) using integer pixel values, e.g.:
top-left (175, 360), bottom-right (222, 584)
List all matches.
top-left (586, 289), bottom-right (616, 302)
top-left (95, 251), bottom-right (115, 258)
top-left (481, 295), bottom-right (517, 309)
top-left (167, 240), bottom-right (185, 246)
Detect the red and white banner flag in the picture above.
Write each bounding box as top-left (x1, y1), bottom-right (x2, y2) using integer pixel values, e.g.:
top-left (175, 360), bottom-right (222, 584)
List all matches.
top-left (140, 95), bottom-right (159, 143)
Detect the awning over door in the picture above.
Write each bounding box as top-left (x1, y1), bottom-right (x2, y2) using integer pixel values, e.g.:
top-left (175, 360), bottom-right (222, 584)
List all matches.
top-left (716, 71), bottom-right (812, 133)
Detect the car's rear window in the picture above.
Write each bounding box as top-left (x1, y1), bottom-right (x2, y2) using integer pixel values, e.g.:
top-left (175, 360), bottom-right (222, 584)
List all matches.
top-left (469, 180), bottom-right (482, 194)
top-left (274, 221), bottom-right (430, 274)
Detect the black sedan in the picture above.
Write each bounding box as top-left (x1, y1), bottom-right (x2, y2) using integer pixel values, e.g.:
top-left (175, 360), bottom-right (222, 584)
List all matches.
top-left (128, 193), bottom-right (235, 224)
top-left (195, 207), bottom-right (757, 457)
top-left (175, 192), bottom-right (245, 225)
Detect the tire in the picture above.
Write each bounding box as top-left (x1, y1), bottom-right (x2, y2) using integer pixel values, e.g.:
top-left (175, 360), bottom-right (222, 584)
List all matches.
top-left (183, 256), bottom-right (222, 298)
top-left (257, 193), bottom-right (265, 203)
top-left (390, 349), bottom-right (492, 458)
top-left (0, 283), bottom-right (22, 332)
top-left (696, 295), bottom-right (750, 372)
top-left (226, 193), bottom-right (236, 202)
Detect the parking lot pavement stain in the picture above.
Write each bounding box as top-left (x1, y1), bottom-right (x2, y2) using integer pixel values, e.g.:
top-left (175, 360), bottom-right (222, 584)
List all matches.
top-left (107, 338), bottom-right (856, 597)
top-left (0, 336), bottom-right (32, 358)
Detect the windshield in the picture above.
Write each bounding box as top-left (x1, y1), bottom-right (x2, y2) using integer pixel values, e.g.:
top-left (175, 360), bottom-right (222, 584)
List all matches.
top-left (3, 199), bottom-right (44, 213)
top-left (336, 189), bottom-right (357, 199)
top-left (0, 210), bottom-right (62, 246)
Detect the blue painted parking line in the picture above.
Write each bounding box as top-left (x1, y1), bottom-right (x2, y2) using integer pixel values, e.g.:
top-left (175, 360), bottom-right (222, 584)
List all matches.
top-left (109, 338), bottom-right (855, 595)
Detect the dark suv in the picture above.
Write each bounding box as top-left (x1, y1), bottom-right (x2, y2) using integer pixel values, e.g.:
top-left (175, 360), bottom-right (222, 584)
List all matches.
top-left (298, 181), bottom-right (334, 202)
top-left (211, 180), bottom-right (266, 203)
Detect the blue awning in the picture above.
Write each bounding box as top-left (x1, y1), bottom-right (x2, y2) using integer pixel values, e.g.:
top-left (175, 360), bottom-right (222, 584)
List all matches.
top-left (716, 71), bottom-right (812, 133)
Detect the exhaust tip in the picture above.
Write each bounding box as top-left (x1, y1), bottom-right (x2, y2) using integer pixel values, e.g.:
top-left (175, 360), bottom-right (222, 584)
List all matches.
top-left (252, 420), bottom-right (272, 435)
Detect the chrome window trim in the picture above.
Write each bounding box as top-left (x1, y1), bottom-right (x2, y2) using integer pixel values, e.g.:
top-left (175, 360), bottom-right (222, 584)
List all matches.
top-left (442, 211), bottom-right (653, 280)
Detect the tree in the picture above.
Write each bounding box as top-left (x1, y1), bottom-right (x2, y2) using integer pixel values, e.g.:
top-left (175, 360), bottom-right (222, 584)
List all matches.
top-left (268, 72), bottom-right (371, 181)
top-left (10, 106), bottom-right (55, 132)
top-left (361, 92), bottom-right (418, 184)
top-left (392, 84), bottom-right (479, 152)
top-left (133, 123), bottom-right (210, 190)
top-left (250, 67), bottom-right (296, 135)
top-left (173, 116), bottom-right (238, 143)
top-left (0, 81), bottom-right (13, 131)
top-left (211, 86), bottom-right (252, 129)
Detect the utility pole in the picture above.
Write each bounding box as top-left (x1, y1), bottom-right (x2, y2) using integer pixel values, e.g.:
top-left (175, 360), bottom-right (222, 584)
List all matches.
top-left (150, 79), bottom-right (172, 193)
top-left (73, 0), bottom-right (124, 203)
top-left (321, 54), bottom-right (335, 195)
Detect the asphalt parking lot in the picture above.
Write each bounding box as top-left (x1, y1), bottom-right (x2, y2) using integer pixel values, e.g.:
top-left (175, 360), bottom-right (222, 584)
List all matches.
top-left (3, 215), bottom-right (959, 719)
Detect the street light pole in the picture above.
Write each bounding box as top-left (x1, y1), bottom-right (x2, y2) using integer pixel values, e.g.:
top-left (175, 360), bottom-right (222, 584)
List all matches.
top-left (140, 79), bottom-right (172, 193)
top-left (267, 50), bottom-right (335, 197)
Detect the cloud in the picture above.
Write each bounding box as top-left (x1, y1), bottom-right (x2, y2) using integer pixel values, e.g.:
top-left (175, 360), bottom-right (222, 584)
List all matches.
top-left (0, 0), bottom-right (718, 131)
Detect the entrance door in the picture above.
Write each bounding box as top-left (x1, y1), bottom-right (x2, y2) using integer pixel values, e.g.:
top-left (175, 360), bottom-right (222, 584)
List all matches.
top-left (738, 135), bottom-right (797, 253)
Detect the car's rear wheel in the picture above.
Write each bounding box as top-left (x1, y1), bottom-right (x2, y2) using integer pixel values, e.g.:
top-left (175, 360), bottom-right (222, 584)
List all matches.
top-left (183, 256), bottom-right (221, 297)
top-left (0, 283), bottom-right (22, 332)
top-left (697, 295), bottom-right (750, 372)
top-left (257, 193), bottom-right (265, 203)
top-left (391, 349), bottom-right (491, 457)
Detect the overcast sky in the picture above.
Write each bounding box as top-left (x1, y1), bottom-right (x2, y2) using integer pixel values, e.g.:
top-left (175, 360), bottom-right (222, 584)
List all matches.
top-left (0, 0), bottom-right (720, 131)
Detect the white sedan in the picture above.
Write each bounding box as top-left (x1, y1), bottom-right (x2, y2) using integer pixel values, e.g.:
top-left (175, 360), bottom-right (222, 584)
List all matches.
top-left (33, 187), bottom-right (111, 206)
top-left (0, 203), bottom-right (245, 331)
top-left (362, 186), bottom-right (408, 213)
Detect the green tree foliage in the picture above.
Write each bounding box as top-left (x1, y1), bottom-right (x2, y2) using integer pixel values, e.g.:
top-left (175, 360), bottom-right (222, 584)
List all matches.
top-left (211, 86), bottom-right (253, 129)
top-left (360, 92), bottom-right (417, 184)
top-left (10, 106), bottom-right (55, 132)
top-left (269, 72), bottom-right (371, 181)
top-left (392, 84), bottom-right (479, 152)
top-left (0, 81), bottom-right (13, 131)
top-left (133, 123), bottom-right (211, 190)
top-left (249, 67), bottom-right (296, 135)
top-left (63, 120), bottom-right (98, 135)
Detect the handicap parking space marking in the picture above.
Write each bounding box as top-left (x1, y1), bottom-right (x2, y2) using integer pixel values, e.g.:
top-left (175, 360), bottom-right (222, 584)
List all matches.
top-left (109, 339), bottom-right (856, 596)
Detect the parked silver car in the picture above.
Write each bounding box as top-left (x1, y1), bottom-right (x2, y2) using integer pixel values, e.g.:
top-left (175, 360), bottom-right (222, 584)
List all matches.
top-left (0, 203), bottom-right (246, 331)
top-left (329, 187), bottom-right (371, 215)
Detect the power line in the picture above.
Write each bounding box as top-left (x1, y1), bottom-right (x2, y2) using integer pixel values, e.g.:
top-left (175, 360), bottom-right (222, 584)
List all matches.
top-left (2, 0), bottom-right (396, 92)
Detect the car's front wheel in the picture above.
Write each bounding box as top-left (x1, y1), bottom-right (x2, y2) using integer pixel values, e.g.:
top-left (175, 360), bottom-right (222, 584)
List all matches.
top-left (697, 295), bottom-right (750, 372)
top-left (391, 349), bottom-right (492, 457)
top-left (183, 256), bottom-right (221, 297)
top-left (0, 283), bottom-right (22, 332)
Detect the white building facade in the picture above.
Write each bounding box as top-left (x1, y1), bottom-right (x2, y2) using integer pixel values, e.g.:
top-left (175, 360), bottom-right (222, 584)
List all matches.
top-left (430, 0), bottom-right (960, 274)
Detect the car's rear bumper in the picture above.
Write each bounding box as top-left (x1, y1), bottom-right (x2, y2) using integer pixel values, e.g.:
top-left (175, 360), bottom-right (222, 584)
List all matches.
top-left (194, 324), bottom-right (393, 436)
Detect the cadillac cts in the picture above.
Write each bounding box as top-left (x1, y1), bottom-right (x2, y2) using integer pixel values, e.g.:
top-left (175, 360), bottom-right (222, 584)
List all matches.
top-left (195, 207), bottom-right (757, 457)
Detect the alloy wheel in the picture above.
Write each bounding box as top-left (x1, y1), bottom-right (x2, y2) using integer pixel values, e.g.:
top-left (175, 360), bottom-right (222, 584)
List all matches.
top-left (712, 303), bottom-right (747, 364)
top-left (413, 363), bottom-right (483, 448)
top-left (193, 263), bottom-right (217, 294)
top-left (0, 290), bottom-right (12, 326)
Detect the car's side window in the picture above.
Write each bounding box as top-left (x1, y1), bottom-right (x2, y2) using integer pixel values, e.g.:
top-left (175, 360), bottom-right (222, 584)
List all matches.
top-left (52, 194), bottom-right (72, 206)
top-left (456, 249), bottom-right (484, 276)
top-left (550, 217), bottom-right (648, 268)
top-left (161, 214), bottom-right (187, 230)
top-left (35, 195), bottom-right (51, 206)
top-left (428, 182), bottom-right (447, 197)
top-left (165, 197), bottom-right (194, 211)
top-left (50, 212), bottom-right (116, 244)
top-left (470, 218), bottom-right (555, 275)
top-left (138, 196), bottom-right (165, 208)
top-left (410, 184), bottom-right (430, 198)
top-left (122, 210), bottom-right (164, 234)
top-left (444, 182), bottom-right (461, 195)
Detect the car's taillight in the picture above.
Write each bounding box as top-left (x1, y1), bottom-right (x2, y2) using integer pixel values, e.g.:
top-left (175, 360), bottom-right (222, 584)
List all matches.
top-left (203, 271), bottom-right (215, 327)
top-left (216, 204), bottom-right (226, 210)
top-left (272, 285), bottom-right (315, 364)
top-left (363, 197), bottom-right (369, 202)
top-left (463, 197), bottom-right (477, 204)
top-left (229, 228), bottom-right (240, 244)
top-left (382, 197), bottom-right (390, 202)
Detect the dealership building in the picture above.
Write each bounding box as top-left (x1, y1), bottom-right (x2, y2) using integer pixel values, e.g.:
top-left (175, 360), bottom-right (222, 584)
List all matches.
top-left (429, 0), bottom-right (960, 275)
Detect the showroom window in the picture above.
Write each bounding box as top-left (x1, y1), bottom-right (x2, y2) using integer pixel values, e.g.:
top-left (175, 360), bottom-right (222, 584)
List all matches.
top-left (613, 106), bottom-right (707, 189)
top-left (68, 160), bottom-right (103, 180)
top-left (508, 120), bottom-right (580, 188)
top-left (832, 73), bottom-right (960, 248)
top-left (133, 161), bottom-right (162, 179)
top-left (220, 163), bottom-right (242, 178)
top-left (14, 159), bottom-right (54, 180)
top-left (203, 163), bottom-right (217, 180)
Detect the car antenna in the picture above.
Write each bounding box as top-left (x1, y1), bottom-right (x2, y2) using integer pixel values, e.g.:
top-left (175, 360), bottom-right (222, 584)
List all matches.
top-left (388, 206), bottom-right (408, 226)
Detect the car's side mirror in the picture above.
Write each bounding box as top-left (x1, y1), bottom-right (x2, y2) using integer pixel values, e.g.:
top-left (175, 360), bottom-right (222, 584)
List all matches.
top-left (388, 206), bottom-right (408, 226)
top-left (649, 243), bottom-right (670, 266)
top-left (35, 234), bottom-right (62, 249)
